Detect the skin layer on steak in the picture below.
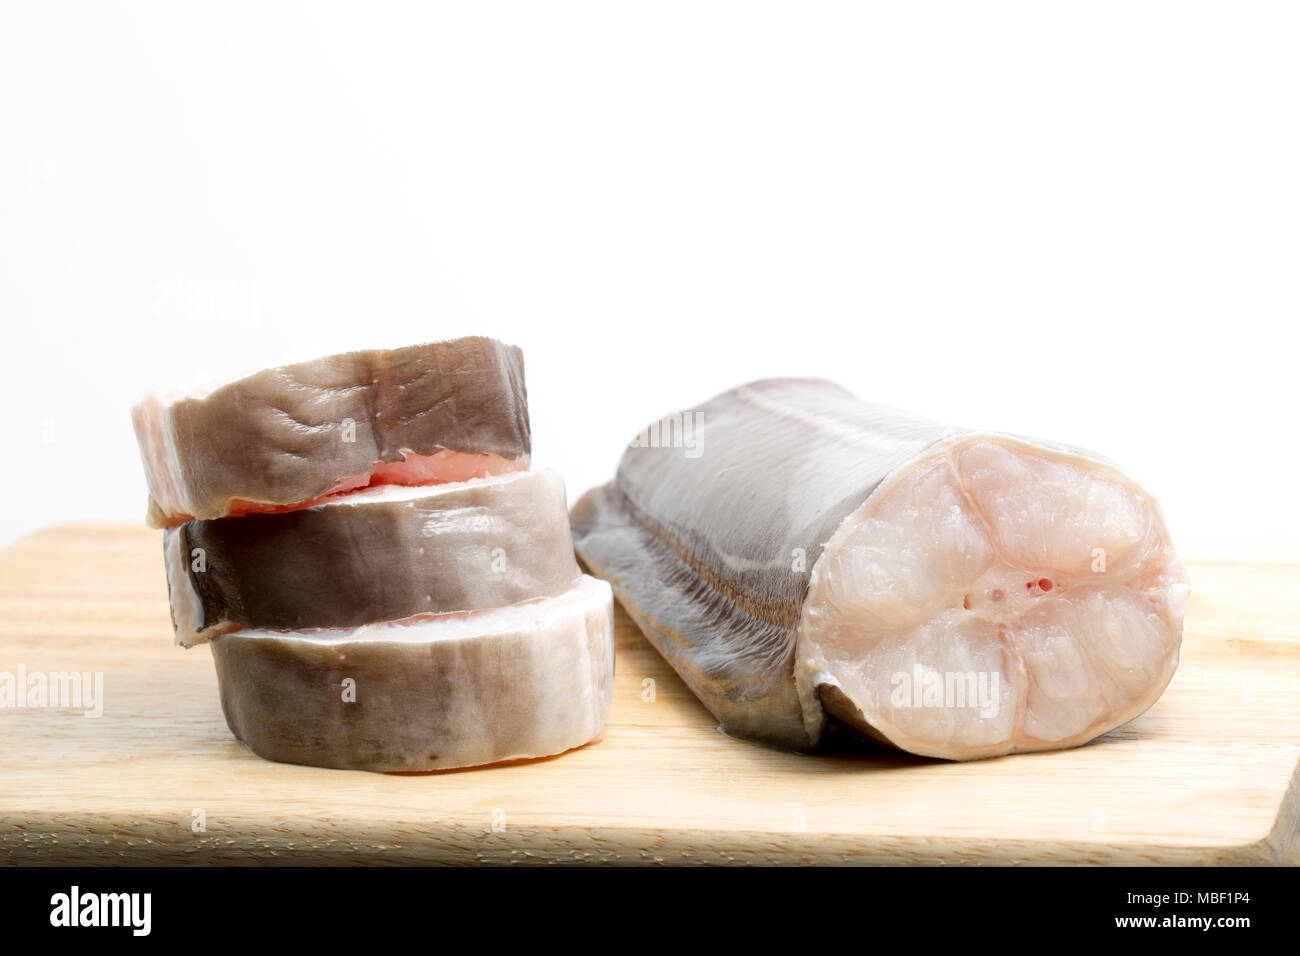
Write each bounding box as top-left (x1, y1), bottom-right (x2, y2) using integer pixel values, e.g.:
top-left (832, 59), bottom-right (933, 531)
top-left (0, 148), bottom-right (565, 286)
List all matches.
top-left (211, 575), bottom-right (616, 773)
top-left (165, 469), bottom-right (580, 647)
top-left (132, 337), bottom-right (531, 527)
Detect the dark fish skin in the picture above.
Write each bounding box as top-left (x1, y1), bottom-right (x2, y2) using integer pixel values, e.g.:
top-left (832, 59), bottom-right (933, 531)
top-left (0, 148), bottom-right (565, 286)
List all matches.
top-left (167, 470), bottom-right (579, 646)
top-left (209, 576), bottom-right (616, 773)
top-left (570, 378), bottom-right (951, 749)
top-left (134, 337), bottom-right (530, 526)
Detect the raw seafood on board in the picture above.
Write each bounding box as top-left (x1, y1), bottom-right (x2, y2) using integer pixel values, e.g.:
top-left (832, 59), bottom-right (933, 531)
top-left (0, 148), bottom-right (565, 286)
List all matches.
top-left (571, 378), bottom-right (1189, 761)
top-left (132, 337), bottom-right (530, 528)
top-left (212, 576), bottom-right (614, 773)
top-left (132, 338), bottom-right (614, 773)
top-left (164, 469), bottom-right (580, 646)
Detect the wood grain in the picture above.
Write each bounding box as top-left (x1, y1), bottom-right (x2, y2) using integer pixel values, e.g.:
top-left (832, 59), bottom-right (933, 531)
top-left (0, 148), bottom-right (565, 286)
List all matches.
top-left (0, 524), bottom-right (1296, 865)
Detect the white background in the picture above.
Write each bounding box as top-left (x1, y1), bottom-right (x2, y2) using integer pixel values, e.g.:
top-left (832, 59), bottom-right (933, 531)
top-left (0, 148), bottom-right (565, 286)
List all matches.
top-left (1, 2), bottom-right (1296, 557)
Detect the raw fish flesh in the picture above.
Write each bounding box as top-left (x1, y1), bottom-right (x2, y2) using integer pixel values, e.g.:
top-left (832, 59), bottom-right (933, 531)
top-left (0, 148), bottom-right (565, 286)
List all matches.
top-left (570, 378), bottom-right (1189, 760)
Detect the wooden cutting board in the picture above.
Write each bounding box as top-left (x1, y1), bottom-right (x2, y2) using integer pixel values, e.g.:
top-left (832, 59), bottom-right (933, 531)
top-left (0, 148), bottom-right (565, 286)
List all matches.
top-left (0, 524), bottom-right (1296, 865)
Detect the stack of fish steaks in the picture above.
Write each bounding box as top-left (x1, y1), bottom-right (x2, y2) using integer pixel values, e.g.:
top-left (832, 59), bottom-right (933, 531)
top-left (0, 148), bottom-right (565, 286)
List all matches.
top-left (132, 337), bottom-right (615, 772)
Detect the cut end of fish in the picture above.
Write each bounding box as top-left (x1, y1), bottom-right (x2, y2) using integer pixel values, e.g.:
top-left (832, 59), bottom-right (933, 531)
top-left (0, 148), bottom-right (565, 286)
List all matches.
top-left (798, 435), bottom-right (1190, 761)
